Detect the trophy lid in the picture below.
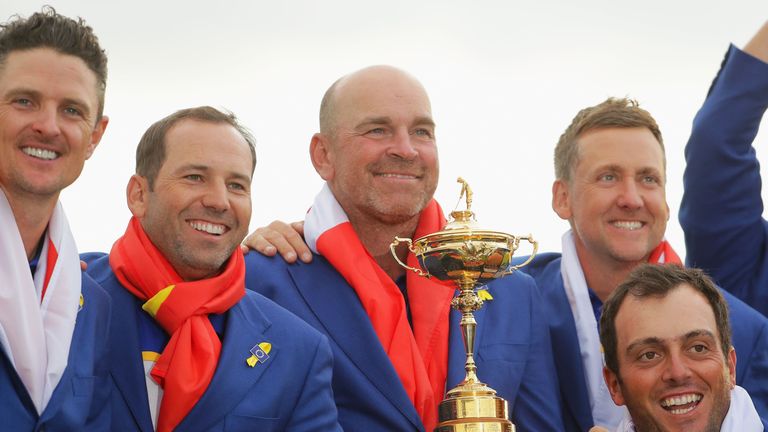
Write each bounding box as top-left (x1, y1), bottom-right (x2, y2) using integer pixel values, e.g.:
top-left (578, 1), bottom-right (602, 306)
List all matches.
top-left (442, 177), bottom-right (479, 231)
top-left (444, 209), bottom-right (478, 231)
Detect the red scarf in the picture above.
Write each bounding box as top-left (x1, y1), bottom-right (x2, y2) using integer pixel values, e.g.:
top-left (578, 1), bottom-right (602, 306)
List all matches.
top-left (648, 239), bottom-right (682, 265)
top-left (40, 237), bottom-right (58, 302)
top-left (109, 217), bottom-right (245, 432)
top-left (308, 196), bottom-right (454, 431)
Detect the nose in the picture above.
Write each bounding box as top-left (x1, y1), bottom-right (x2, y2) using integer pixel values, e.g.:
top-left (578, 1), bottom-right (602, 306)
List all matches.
top-left (201, 181), bottom-right (231, 212)
top-left (661, 351), bottom-right (693, 384)
top-left (386, 129), bottom-right (419, 160)
top-left (616, 179), bottom-right (643, 209)
top-left (31, 105), bottom-right (62, 138)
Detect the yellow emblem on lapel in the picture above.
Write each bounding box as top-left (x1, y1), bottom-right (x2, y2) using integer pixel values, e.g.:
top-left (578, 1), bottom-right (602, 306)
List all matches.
top-left (78, 293), bottom-right (84, 312)
top-left (246, 342), bottom-right (272, 367)
top-left (478, 289), bottom-right (493, 301)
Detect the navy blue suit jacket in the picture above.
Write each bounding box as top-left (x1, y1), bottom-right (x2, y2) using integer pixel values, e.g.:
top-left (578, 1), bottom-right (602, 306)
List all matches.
top-left (85, 253), bottom-right (341, 431)
top-left (522, 252), bottom-right (768, 431)
top-left (0, 271), bottom-right (112, 431)
top-left (244, 252), bottom-right (565, 432)
top-left (680, 45), bottom-right (768, 318)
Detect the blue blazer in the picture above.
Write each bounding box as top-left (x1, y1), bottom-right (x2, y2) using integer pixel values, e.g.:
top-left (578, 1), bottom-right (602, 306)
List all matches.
top-left (85, 254), bottom-right (341, 432)
top-left (244, 252), bottom-right (565, 432)
top-left (522, 252), bottom-right (768, 431)
top-left (680, 45), bottom-right (768, 318)
top-left (0, 271), bottom-right (112, 431)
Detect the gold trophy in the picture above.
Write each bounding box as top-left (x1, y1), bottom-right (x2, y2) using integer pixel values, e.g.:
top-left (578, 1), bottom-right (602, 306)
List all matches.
top-left (390, 178), bottom-right (537, 432)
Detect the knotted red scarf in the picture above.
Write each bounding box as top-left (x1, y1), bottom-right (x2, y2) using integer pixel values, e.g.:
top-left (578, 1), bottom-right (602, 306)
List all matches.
top-left (109, 217), bottom-right (245, 432)
top-left (307, 194), bottom-right (454, 430)
top-left (648, 239), bottom-right (682, 265)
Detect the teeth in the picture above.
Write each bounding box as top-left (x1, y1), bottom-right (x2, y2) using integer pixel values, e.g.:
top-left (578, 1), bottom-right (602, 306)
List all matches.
top-left (189, 221), bottom-right (225, 235)
top-left (669, 406), bottom-right (697, 415)
top-left (661, 393), bottom-right (702, 408)
top-left (379, 173), bottom-right (417, 179)
top-left (22, 147), bottom-right (58, 160)
top-left (612, 221), bottom-right (642, 230)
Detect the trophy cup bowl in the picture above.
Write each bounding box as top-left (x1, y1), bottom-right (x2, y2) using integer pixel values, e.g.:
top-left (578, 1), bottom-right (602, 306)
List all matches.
top-left (390, 178), bottom-right (537, 432)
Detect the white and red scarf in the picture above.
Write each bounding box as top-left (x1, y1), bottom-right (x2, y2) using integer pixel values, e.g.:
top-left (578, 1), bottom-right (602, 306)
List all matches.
top-left (304, 184), bottom-right (454, 431)
top-left (561, 230), bottom-right (682, 430)
top-left (0, 188), bottom-right (81, 414)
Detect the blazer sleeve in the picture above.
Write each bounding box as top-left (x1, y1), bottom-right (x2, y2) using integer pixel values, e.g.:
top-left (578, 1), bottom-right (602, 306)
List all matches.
top-left (679, 44), bottom-right (768, 315)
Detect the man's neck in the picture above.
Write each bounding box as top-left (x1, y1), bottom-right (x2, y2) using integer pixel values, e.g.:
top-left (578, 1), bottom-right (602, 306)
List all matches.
top-left (348, 214), bottom-right (420, 281)
top-left (3, 188), bottom-right (58, 260)
top-left (574, 246), bottom-right (643, 303)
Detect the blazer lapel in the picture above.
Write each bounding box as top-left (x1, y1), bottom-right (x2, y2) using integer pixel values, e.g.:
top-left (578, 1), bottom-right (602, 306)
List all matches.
top-left (108, 285), bottom-right (155, 432)
top-left (178, 294), bottom-right (276, 430)
top-left (540, 264), bottom-right (593, 431)
top-left (288, 258), bottom-right (423, 430)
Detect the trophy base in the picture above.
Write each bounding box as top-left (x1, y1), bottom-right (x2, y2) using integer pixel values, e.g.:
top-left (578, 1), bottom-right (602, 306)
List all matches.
top-left (434, 381), bottom-right (515, 432)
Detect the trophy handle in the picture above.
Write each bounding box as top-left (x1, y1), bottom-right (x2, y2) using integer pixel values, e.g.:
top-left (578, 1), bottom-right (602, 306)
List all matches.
top-left (502, 234), bottom-right (538, 275)
top-left (390, 237), bottom-right (429, 277)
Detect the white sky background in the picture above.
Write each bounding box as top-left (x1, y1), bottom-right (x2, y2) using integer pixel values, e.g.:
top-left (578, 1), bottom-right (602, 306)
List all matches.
top-left (4, 0), bottom-right (768, 259)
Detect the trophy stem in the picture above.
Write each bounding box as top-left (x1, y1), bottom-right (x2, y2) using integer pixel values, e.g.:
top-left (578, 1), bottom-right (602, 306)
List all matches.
top-left (455, 279), bottom-right (482, 386)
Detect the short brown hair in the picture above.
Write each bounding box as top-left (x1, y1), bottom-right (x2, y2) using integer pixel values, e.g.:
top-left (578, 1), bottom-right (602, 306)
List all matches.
top-left (0, 6), bottom-right (108, 120)
top-left (599, 264), bottom-right (732, 375)
top-left (136, 106), bottom-right (257, 189)
top-left (554, 97), bottom-right (664, 182)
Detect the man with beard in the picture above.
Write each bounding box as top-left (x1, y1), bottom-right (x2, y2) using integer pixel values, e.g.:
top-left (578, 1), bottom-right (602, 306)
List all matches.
top-left (243, 65), bottom-right (564, 431)
top-left (599, 264), bottom-right (766, 432)
top-left (0, 8), bottom-right (111, 430)
top-left (83, 106), bottom-right (340, 431)
top-left (250, 96), bottom-right (768, 431)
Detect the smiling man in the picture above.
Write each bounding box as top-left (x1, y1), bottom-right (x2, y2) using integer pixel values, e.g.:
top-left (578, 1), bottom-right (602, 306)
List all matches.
top-left (244, 65), bottom-right (564, 431)
top-left (517, 97), bottom-right (768, 431)
top-left (245, 95), bottom-right (768, 432)
top-left (0, 8), bottom-right (112, 430)
top-left (599, 264), bottom-right (766, 432)
top-left (83, 106), bottom-right (340, 431)
top-left (521, 98), bottom-right (768, 431)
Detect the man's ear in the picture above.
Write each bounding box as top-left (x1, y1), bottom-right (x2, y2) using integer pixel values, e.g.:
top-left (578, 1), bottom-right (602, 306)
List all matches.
top-left (126, 174), bottom-right (150, 218)
top-left (85, 115), bottom-right (109, 160)
top-left (603, 366), bottom-right (626, 406)
top-left (727, 346), bottom-right (737, 388)
top-left (310, 133), bottom-right (335, 181)
top-left (552, 179), bottom-right (573, 220)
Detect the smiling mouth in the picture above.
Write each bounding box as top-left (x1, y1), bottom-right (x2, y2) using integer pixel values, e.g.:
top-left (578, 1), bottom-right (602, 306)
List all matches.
top-left (375, 173), bottom-right (420, 180)
top-left (611, 220), bottom-right (644, 230)
top-left (188, 220), bottom-right (227, 236)
top-left (660, 393), bottom-right (702, 415)
top-left (22, 147), bottom-right (59, 161)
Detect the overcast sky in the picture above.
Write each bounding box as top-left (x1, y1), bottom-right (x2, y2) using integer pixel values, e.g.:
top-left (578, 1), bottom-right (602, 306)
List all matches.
top-left (4, 0), bottom-right (767, 258)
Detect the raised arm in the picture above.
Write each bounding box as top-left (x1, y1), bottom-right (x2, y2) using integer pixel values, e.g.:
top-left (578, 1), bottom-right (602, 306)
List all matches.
top-left (679, 20), bottom-right (768, 314)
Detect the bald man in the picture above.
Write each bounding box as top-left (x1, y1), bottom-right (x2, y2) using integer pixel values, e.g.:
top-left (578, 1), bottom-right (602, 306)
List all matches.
top-left (244, 66), bottom-right (565, 432)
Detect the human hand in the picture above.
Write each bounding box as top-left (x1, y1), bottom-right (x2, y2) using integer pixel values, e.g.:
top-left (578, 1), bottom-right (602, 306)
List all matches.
top-left (241, 220), bottom-right (311, 263)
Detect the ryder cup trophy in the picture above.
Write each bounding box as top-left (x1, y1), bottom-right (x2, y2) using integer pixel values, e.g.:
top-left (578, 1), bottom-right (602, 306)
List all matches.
top-left (390, 178), bottom-right (537, 432)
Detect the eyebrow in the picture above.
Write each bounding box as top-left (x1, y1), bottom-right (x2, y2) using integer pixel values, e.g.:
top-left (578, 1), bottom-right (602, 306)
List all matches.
top-left (2, 87), bottom-right (91, 119)
top-left (5, 87), bottom-right (92, 117)
top-left (354, 115), bottom-right (436, 129)
top-left (625, 329), bottom-right (717, 354)
top-left (176, 164), bottom-right (252, 183)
